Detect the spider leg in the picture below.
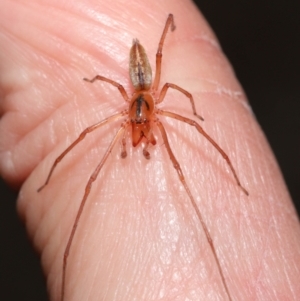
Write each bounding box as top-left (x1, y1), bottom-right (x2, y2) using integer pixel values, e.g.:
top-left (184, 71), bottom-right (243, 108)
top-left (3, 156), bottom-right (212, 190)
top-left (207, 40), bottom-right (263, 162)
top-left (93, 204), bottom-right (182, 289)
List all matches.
top-left (84, 75), bottom-right (130, 103)
top-left (37, 111), bottom-right (127, 192)
top-left (61, 122), bottom-right (128, 301)
top-left (152, 14), bottom-right (176, 92)
top-left (143, 141), bottom-right (151, 159)
top-left (157, 109), bottom-right (249, 195)
top-left (121, 130), bottom-right (127, 158)
top-left (157, 83), bottom-right (204, 121)
top-left (156, 119), bottom-right (232, 301)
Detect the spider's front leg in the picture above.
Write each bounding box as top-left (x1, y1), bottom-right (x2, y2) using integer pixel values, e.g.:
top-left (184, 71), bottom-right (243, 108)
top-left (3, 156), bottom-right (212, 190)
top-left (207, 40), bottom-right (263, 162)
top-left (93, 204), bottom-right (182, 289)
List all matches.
top-left (83, 75), bottom-right (130, 103)
top-left (152, 14), bottom-right (176, 92)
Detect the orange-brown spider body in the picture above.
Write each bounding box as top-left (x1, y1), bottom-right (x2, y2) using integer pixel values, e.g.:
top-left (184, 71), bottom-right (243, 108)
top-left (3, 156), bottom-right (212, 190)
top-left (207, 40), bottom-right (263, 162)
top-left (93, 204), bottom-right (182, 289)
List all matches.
top-left (38, 14), bottom-right (248, 301)
top-left (127, 38), bottom-right (158, 150)
top-left (129, 90), bottom-right (156, 148)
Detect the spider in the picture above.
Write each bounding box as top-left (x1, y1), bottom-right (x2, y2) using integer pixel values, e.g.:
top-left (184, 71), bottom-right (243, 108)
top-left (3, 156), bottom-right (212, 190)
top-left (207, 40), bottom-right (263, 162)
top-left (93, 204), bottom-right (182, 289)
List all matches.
top-left (38, 14), bottom-right (248, 301)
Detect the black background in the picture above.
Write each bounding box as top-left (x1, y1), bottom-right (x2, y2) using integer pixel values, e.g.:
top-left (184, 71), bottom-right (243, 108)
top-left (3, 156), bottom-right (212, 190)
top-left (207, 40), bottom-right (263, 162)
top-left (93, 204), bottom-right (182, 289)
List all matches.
top-left (1, 1), bottom-right (299, 300)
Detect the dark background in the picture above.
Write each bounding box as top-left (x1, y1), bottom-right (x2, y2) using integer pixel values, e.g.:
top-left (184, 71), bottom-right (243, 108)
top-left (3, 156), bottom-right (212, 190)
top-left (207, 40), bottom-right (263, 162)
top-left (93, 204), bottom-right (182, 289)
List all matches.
top-left (1, 1), bottom-right (299, 300)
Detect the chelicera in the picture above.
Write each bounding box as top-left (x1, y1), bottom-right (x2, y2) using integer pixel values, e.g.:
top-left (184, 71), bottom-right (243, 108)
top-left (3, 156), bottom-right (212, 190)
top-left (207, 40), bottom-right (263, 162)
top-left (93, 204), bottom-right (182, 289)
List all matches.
top-left (38, 14), bottom-right (248, 301)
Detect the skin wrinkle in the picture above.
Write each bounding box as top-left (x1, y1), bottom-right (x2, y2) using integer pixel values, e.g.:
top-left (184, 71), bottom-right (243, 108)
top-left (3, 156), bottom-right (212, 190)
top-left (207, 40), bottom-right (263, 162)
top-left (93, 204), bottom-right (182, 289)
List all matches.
top-left (284, 256), bottom-right (298, 300)
top-left (9, 3), bottom-right (128, 86)
top-left (205, 79), bottom-right (248, 108)
top-left (2, 67), bottom-right (82, 182)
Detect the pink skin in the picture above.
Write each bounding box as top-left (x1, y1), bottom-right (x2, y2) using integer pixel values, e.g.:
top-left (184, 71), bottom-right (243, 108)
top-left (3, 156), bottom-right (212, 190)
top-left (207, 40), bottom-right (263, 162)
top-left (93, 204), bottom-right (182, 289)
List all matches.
top-left (1, 1), bottom-right (300, 301)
